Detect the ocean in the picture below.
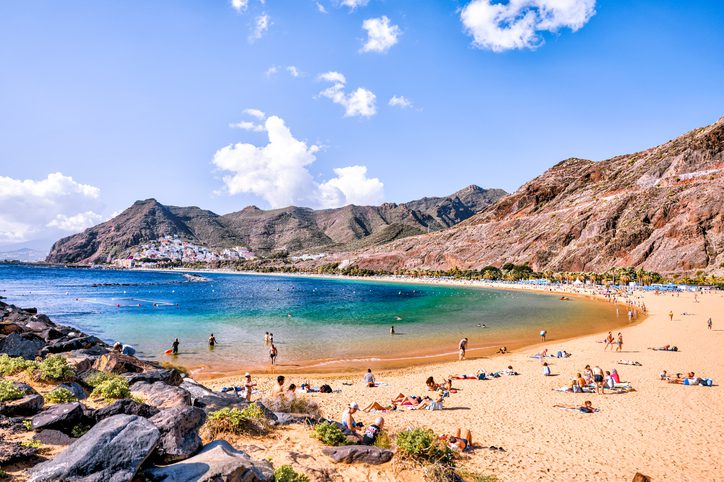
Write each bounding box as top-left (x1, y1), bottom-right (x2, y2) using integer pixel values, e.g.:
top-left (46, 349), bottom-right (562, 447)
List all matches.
top-left (0, 264), bottom-right (623, 376)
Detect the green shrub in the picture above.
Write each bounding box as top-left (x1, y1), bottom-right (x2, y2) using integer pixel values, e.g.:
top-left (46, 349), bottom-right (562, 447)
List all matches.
top-left (0, 354), bottom-right (37, 376)
top-left (20, 439), bottom-right (42, 449)
top-left (71, 423), bottom-right (91, 438)
top-left (311, 420), bottom-right (349, 446)
top-left (273, 465), bottom-right (310, 482)
top-left (207, 404), bottom-right (268, 437)
top-left (0, 380), bottom-right (24, 402)
top-left (457, 470), bottom-right (497, 482)
top-left (45, 387), bottom-right (78, 404)
top-left (85, 371), bottom-right (122, 388)
top-left (373, 429), bottom-right (392, 449)
top-left (396, 428), bottom-right (453, 465)
top-left (22, 419), bottom-right (33, 431)
top-left (35, 355), bottom-right (75, 382)
top-left (90, 378), bottom-right (130, 400)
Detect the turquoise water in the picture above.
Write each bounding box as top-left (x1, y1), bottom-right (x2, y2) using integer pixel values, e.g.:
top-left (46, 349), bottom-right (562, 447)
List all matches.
top-left (0, 264), bottom-right (621, 374)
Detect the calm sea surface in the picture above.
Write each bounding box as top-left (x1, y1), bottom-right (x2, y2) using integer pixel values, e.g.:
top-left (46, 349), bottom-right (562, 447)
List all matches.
top-left (0, 264), bottom-right (623, 375)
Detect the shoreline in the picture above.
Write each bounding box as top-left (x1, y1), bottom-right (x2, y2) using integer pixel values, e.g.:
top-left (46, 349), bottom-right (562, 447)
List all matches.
top-left (133, 267), bottom-right (645, 380)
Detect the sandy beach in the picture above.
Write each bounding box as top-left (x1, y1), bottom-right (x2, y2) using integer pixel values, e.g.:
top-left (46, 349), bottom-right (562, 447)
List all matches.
top-left (205, 286), bottom-right (724, 481)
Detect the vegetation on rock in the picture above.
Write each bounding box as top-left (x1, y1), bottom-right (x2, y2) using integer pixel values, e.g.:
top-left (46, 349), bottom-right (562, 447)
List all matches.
top-left (311, 421), bottom-right (349, 446)
top-left (45, 387), bottom-right (78, 404)
top-left (0, 380), bottom-right (24, 402)
top-left (206, 405), bottom-right (268, 436)
top-left (273, 465), bottom-right (310, 482)
top-left (90, 377), bottom-right (131, 400)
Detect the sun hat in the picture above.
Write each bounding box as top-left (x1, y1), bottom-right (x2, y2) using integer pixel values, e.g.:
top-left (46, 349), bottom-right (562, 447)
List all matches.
top-left (245, 372), bottom-right (251, 377)
top-left (349, 402), bottom-right (359, 409)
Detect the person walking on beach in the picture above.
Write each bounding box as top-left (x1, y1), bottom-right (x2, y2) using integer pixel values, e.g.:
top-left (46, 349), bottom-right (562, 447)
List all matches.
top-left (669, 310), bottom-right (674, 321)
top-left (172, 338), bottom-right (179, 355)
top-left (208, 333), bottom-right (216, 347)
top-left (540, 329), bottom-right (547, 342)
top-left (707, 318), bottom-right (712, 330)
top-left (244, 372), bottom-right (256, 401)
top-left (269, 343), bottom-right (278, 365)
top-left (458, 337), bottom-right (468, 360)
top-left (604, 331), bottom-right (614, 351)
top-left (616, 332), bottom-right (623, 352)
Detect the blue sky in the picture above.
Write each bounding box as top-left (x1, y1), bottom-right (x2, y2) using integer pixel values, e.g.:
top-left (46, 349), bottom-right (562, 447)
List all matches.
top-left (1, 0), bottom-right (723, 250)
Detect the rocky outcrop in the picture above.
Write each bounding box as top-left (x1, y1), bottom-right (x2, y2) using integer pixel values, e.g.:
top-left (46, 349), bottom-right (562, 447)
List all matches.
top-left (0, 439), bottom-right (39, 465)
top-left (0, 383), bottom-right (44, 417)
top-left (92, 399), bottom-right (160, 422)
top-left (130, 381), bottom-right (191, 409)
top-left (144, 439), bottom-right (274, 482)
top-left (31, 402), bottom-right (84, 433)
top-left (46, 186), bottom-right (506, 263)
top-left (150, 405), bottom-right (207, 463)
top-left (334, 118), bottom-right (724, 275)
top-left (322, 445), bottom-right (394, 465)
top-left (28, 414), bottom-right (161, 482)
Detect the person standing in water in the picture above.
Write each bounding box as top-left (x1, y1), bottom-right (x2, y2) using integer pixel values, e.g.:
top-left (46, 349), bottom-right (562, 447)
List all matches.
top-left (208, 333), bottom-right (217, 347)
top-left (270, 343), bottom-right (278, 365)
top-left (264, 332), bottom-right (269, 344)
top-left (390, 326), bottom-right (395, 335)
top-left (540, 329), bottom-right (547, 342)
top-left (458, 337), bottom-right (468, 360)
top-left (172, 338), bottom-right (180, 355)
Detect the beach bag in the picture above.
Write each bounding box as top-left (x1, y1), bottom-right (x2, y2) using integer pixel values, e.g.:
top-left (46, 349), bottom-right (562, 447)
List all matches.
top-left (672, 346), bottom-right (678, 351)
top-left (704, 378), bottom-right (713, 387)
top-left (320, 384), bottom-right (332, 393)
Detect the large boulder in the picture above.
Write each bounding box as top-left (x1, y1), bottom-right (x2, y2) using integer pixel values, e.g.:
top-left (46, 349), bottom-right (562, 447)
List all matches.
top-left (42, 335), bottom-right (105, 355)
top-left (150, 405), bottom-right (207, 463)
top-left (0, 332), bottom-right (45, 359)
top-left (93, 352), bottom-right (146, 374)
top-left (27, 414), bottom-right (160, 482)
top-left (0, 439), bottom-right (39, 464)
top-left (180, 379), bottom-right (258, 413)
top-left (61, 346), bottom-right (109, 374)
top-left (131, 381), bottom-right (191, 409)
top-left (0, 390), bottom-right (44, 417)
top-left (31, 402), bottom-right (84, 433)
top-left (58, 381), bottom-right (88, 400)
top-left (272, 412), bottom-right (317, 426)
top-left (125, 368), bottom-right (184, 387)
top-left (93, 398), bottom-right (160, 422)
top-left (322, 445), bottom-right (394, 465)
top-left (33, 429), bottom-right (74, 446)
top-left (144, 439), bottom-right (273, 482)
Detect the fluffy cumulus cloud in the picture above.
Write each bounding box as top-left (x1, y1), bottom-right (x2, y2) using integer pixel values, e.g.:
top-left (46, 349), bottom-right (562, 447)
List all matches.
top-left (461, 0), bottom-right (596, 52)
top-left (360, 16), bottom-right (401, 53)
top-left (212, 115), bottom-right (384, 208)
top-left (388, 95), bottom-right (412, 108)
top-left (318, 71), bottom-right (376, 118)
top-left (231, 0), bottom-right (249, 12)
top-left (0, 172), bottom-right (103, 244)
top-left (229, 108), bottom-right (267, 132)
top-left (337, 0), bottom-right (369, 9)
top-left (249, 13), bottom-right (270, 42)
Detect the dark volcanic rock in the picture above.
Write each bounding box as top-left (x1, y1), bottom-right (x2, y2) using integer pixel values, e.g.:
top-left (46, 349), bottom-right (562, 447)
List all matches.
top-left (144, 439), bottom-right (273, 482)
top-left (0, 332), bottom-right (45, 359)
top-left (27, 414), bottom-right (160, 482)
top-left (92, 399), bottom-right (160, 422)
top-left (150, 405), bottom-right (207, 463)
top-left (31, 402), bottom-right (84, 433)
top-left (33, 429), bottom-right (74, 446)
top-left (58, 381), bottom-right (88, 400)
top-left (322, 445), bottom-right (394, 465)
top-left (0, 394), bottom-right (44, 417)
top-left (272, 412), bottom-right (317, 426)
top-left (42, 335), bottom-right (105, 355)
top-left (130, 381), bottom-right (191, 409)
top-left (93, 352), bottom-right (147, 374)
top-left (61, 346), bottom-right (110, 373)
top-left (0, 439), bottom-right (39, 464)
top-left (125, 368), bottom-right (184, 386)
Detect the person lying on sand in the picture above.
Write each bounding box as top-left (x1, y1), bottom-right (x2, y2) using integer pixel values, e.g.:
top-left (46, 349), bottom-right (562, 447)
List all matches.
top-left (449, 371), bottom-right (487, 380)
top-left (426, 376), bottom-right (439, 390)
top-left (500, 365), bottom-right (518, 376)
top-left (363, 401), bottom-right (396, 412)
top-left (668, 372), bottom-right (702, 385)
top-left (649, 345), bottom-right (678, 351)
top-left (415, 391), bottom-right (445, 411)
top-left (554, 400), bottom-right (597, 413)
top-left (392, 393), bottom-right (422, 406)
top-left (441, 429), bottom-right (473, 452)
top-left (618, 360), bottom-right (642, 366)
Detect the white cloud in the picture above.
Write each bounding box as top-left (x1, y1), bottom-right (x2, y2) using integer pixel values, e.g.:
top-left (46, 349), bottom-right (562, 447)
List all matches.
top-left (338, 0), bottom-right (369, 9)
top-left (265, 65), bottom-right (279, 77)
top-left (0, 172), bottom-right (103, 244)
top-left (360, 16), bottom-right (401, 53)
top-left (316, 2), bottom-right (328, 13)
top-left (243, 108), bottom-right (266, 119)
top-left (286, 65), bottom-right (300, 77)
top-left (249, 13), bottom-right (270, 42)
top-left (212, 115), bottom-right (384, 208)
top-left (318, 71), bottom-right (376, 118)
top-left (231, 0), bottom-right (249, 12)
top-left (388, 95), bottom-right (412, 108)
top-left (460, 0), bottom-right (596, 52)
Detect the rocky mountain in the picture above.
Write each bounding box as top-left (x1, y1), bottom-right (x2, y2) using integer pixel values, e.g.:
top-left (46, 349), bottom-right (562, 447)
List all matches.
top-left (46, 186), bottom-right (506, 263)
top-left (330, 118), bottom-right (724, 275)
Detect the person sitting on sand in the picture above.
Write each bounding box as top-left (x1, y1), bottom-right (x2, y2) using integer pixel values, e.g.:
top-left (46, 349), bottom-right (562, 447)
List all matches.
top-left (496, 346), bottom-right (508, 354)
top-left (271, 375), bottom-right (285, 398)
top-left (605, 371), bottom-right (616, 390)
top-left (542, 362), bottom-right (552, 376)
top-left (583, 365), bottom-right (594, 384)
top-left (536, 348), bottom-right (549, 358)
top-left (341, 402), bottom-right (362, 436)
top-left (362, 417), bottom-right (385, 445)
top-left (426, 376), bottom-right (439, 390)
top-left (554, 400), bottom-right (596, 413)
top-left (659, 370), bottom-right (670, 381)
top-left (575, 372), bottom-right (587, 393)
top-left (286, 383), bottom-right (297, 399)
top-left (611, 368), bottom-right (621, 384)
top-left (442, 429), bottom-right (473, 452)
top-left (363, 368), bottom-right (376, 387)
